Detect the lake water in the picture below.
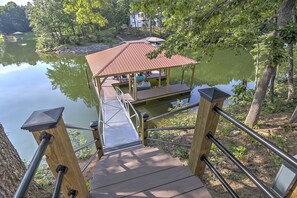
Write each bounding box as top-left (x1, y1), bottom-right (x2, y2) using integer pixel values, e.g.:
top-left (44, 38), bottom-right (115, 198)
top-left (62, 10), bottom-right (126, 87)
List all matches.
top-left (0, 34), bottom-right (254, 161)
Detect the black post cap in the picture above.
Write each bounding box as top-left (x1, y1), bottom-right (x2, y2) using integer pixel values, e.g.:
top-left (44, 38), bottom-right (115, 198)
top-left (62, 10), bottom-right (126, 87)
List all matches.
top-left (198, 87), bottom-right (230, 102)
top-left (21, 107), bottom-right (64, 132)
top-left (90, 121), bottom-right (98, 128)
top-left (141, 112), bottom-right (149, 119)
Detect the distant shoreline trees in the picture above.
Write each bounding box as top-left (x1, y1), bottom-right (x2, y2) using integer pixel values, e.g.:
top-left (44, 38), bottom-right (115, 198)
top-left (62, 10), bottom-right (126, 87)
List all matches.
top-left (0, 2), bottom-right (31, 34)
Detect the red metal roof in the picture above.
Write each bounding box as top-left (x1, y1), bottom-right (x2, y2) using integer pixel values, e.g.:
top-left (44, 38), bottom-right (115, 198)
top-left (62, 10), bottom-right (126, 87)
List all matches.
top-left (86, 42), bottom-right (198, 77)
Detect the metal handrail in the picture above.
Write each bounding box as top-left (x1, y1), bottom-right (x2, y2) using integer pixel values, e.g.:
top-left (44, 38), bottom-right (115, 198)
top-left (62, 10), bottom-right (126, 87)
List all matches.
top-left (145, 125), bottom-right (195, 132)
top-left (65, 123), bottom-right (93, 131)
top-left (14, 133), bottom-right (52, 198)
top-left (201, 155), bottom-right (239, 198)
top-left (214, 106), bottom-right (297, 171)
top-left (147, 138), bottom-right (191, 148)
top-left (81, 149), bottom-right (101, 172)
top-left (52, 165), bottom-right (67, 198)
top-left (207, 133), bottom-right (278, 198)
top-left (74, 139), bottom-right (98, 153)
top-left (115, 87), bottom-right (140, 129)
top-left (146, 102), bottom-right (200, 122)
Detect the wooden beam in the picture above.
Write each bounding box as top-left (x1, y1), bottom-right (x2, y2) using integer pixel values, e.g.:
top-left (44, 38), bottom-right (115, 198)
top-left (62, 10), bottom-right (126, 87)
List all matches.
top-left (31, 118), bottom-right (88, 197)
top-left (188, 88), bottom-right (229, 177)
top-left (134, 73), bottom-right (137, 99)
top-left (190, 65), bottom-right (196, 89)
top-left (158, 69), bottom-right (162, 87)
top-left (128, 74), bottom-right (132, 94)
top-left (100, 76), bottom-right (108, 85)
top-left (166, 68), bottom-right (170, 93)
top-left (90, 121), bottom-right (103, 159)
top-left (181, 68), bottom-right (185, 84)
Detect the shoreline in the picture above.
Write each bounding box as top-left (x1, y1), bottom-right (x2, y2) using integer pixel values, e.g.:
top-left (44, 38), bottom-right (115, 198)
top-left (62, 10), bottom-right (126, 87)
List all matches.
top-left (36, 43), bottom-right (118, 54)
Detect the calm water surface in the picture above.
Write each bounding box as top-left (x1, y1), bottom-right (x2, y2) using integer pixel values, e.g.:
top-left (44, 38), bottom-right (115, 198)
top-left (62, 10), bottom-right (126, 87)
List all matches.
top-left (0, 34), bottom-right (254, 161)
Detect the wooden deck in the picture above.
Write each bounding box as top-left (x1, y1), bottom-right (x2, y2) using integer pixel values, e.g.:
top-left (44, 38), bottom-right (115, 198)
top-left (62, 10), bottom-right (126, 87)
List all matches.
top-left (90, 146), bottom-right (211, 198)
top-left (133, 84), bottom-right (191, 104)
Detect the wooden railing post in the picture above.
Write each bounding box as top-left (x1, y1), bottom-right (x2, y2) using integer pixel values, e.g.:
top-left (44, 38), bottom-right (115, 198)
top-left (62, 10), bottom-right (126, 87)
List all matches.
top-left (140, 112), bottom-right (149, 146)
top-left (188, 88), bottom-right (229, 177)
top-left (21, 107), bottom-right (88, 198)
top-left (90, 121), bottom-right (103, 159)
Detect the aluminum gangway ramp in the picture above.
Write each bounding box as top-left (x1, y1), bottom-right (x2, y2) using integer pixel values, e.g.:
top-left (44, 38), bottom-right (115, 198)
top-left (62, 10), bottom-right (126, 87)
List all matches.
top-left (99, 85), bottom-right (141, 153)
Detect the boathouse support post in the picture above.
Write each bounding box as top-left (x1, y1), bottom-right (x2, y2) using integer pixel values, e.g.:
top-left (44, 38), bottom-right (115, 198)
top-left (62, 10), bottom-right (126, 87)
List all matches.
top-left (22, 107), bottom-right (88, 198)
top-left (90, 121), bottom-right (104, 159)
top-left (166, 68), bottom-right (170, 92)
top-left (96, 77), bottom-right (101, 96)
top-left (140, 112), bottom-right (149, 146)
top-left (190, 65), bottom-right (196, 89)
top-left (181, 68), bottom-right (185, 84)
top-left (134, 72), bottom-right (137, 99)
top-left (128, 73), bottom-right (132, 94)
top-left (188, 88), bottom-right (229, 177)
top-left (158, 69), bottom-right (162, 87)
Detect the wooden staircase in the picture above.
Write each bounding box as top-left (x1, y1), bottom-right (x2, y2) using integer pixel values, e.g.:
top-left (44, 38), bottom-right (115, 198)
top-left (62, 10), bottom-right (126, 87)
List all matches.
top-left (90, 146), bottom-right (211, 197)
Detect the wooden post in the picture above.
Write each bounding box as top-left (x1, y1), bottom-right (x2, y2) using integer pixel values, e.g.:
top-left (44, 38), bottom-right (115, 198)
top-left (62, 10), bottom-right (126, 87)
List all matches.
top-left (140, 112), bottom-right (149, 146)
top-left (181, 68), bottom-right (185, 84)
top-left (96, 77), bottom-right (101, 96)
top-left (188, 88), bottom-right (229, 177)
top-left (158, 69), bottom-right (162, 87)
top-left (190, 65), bottom-right (196, 89)
top-left (166, 68), bottom-right (170, 92)
top-left (134, 72), bottom-right (137, 99)
top-left (128, 73), bottom-right (132, 94)
top-left (21, 107), bottom-right (88, 198)
top-left (90, 121), bottom-right (103, 159)
top-left (288, 182), bottom-right (297, 197)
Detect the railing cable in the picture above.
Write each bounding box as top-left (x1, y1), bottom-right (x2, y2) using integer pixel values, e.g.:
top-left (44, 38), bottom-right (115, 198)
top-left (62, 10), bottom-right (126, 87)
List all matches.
top-left (214, 106), bottom-right (297, 171)
top-left (207, 133), bottom-right (278, 198)
top-left (65, 123), bottom-right (93, 131)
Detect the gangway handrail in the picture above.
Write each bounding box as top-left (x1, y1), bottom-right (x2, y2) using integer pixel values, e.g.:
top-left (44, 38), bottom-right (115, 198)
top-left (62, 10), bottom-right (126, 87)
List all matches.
top-left (115, 87), bottom-right (140, 129)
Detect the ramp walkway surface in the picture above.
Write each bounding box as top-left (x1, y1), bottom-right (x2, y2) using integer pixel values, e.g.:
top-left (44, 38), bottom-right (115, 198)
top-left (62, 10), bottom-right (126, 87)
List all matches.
top-left (90, 146), bottom-right (211, 198)
top-left (100, 77), bottom-right (140, 152)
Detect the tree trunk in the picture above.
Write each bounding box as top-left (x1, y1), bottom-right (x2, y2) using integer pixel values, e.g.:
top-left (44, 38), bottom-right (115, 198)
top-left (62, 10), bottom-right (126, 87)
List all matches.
top-left (0, 124), bottom-right (47, 198)
top-left (245, 65), bottom-right (276, 126)
top-left (287, 42), bottom-right (294, 102)
top-left (245, 0), bottom-right (295, 126)
top-left (149, 17), bottom-right (152, 36)
top-left (290, 106), bottom-right (297, 123)
top-left (270, 65), bottom-right (277, 102)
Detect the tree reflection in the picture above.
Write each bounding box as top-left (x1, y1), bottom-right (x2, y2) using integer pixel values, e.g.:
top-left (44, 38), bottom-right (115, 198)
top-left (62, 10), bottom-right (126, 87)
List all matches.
top-left (0, 34), bottom-right (40, 66)
top-left (43, 54), bottom-right (98, 108)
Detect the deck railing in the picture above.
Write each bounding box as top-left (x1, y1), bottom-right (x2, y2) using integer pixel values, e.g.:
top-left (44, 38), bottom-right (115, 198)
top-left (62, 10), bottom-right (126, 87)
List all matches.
top-left (140, 87), bottom-right (297, 198)
top-left (16, 107), bottom-right (103, 198)
top-left (115, 87), bottom-right (140, 129)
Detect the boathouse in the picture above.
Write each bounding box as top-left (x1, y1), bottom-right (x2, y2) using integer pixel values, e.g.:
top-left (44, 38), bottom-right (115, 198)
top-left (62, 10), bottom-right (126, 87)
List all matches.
top-left (86, 41), bottom-right (198, 104)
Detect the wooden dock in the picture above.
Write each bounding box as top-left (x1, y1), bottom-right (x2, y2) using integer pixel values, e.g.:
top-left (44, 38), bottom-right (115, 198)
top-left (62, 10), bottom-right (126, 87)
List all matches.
top-left (90, 146), bottom-right (211, 197)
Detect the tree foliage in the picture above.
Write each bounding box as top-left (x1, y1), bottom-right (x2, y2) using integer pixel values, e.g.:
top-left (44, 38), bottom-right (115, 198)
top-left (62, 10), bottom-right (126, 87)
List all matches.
top-left (0, 2), bottom-right (31, 33)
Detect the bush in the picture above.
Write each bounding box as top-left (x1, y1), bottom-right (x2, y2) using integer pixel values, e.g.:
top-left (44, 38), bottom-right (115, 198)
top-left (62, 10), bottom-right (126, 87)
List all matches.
top-left (95, 27), bottom-right (117, 43)
top-left (231, 83), bottom-right (254, 105)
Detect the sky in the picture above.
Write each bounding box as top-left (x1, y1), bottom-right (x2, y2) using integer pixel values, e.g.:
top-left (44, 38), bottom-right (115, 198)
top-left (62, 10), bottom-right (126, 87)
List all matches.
top-left (0, 0), bottom-right (32, 6)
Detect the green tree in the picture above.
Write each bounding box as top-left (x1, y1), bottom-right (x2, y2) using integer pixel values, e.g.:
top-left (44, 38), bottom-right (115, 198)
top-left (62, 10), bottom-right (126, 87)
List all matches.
top-left (133, 0), bottom-right (295, 126)
top-left (0, 2), bottom-right (31, 33)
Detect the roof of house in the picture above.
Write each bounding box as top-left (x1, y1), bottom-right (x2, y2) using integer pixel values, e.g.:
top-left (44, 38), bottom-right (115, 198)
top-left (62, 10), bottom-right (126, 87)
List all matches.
top-left (86, 42), bottom-right (198, 77)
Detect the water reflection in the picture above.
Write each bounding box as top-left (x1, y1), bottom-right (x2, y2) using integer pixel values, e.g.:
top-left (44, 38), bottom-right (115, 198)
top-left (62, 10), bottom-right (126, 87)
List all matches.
top-left (0, 34), bottom-right (39, 66)
top-left (41, 54), bottom-right (98, 109)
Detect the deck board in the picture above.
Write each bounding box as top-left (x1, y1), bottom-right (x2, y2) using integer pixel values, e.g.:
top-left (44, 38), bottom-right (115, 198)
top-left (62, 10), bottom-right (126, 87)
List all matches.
top-left (90, 146), bottom-right (211, 198)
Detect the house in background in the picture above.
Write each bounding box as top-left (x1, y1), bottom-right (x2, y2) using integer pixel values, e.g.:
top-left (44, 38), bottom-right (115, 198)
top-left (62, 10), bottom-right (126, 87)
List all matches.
top-left (130, 12), bottom-right (146, 28)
